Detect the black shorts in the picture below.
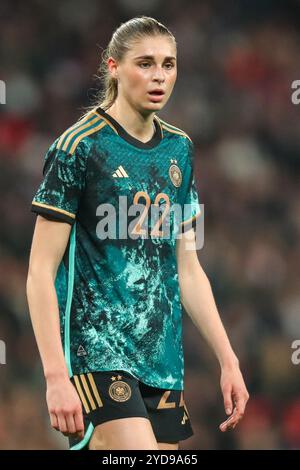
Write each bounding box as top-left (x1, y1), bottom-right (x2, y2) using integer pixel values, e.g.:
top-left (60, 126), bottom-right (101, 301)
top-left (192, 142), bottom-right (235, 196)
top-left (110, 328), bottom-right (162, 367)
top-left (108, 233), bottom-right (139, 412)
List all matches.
top-left (68, 370), bottom-right (194, 450)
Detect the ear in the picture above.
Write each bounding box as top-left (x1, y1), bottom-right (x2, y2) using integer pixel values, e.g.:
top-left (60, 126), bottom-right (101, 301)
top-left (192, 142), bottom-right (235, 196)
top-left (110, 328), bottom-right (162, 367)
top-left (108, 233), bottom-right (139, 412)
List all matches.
top-left (107, 57), bottom-right (119, 80)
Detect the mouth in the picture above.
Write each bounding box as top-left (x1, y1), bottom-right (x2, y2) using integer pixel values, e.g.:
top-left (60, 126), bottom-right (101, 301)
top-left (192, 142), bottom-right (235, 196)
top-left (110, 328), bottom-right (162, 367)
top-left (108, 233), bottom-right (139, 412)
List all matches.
top-left (147, 90), bottom-right (165, 102)
top-left (148, 90), bottom-right (165, 96)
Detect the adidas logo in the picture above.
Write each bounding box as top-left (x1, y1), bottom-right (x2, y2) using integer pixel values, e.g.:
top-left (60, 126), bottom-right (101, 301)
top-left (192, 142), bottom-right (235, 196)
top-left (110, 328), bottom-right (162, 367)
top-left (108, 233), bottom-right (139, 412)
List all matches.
top-left (112, 166), bottom-right (129, 178)
top-left (77, 345), bottom-right (87, 357)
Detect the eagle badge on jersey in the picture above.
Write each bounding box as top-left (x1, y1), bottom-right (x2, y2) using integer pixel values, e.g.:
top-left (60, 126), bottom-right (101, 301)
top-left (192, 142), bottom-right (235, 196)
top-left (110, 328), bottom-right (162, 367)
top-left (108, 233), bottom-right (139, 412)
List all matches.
top-left (169, 159), bottom-right (182, 188)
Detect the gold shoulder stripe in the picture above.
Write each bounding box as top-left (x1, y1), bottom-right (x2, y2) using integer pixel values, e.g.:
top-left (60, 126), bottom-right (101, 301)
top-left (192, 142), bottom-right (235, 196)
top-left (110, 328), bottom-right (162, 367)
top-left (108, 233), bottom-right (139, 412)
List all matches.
top-left (161, 123), bottom-right (192, 142)
top-left (80, 374), bottom-right (97, 411)
top-left (31, 201), bottom-right (75, 219)
top-left (154, 115), bottom-right (164, 138)
top-left (73, 375), bottom-right (90, 414)
top-left (69, 120), bottom-right (106, 154)
top-left (159, 118), bottom-right (192, 142)
top-left (93, 109), bottom-right (119, 135)
top-left (56, 110), bottom-right (95, 150)
top-left (61, 115), bottom-right (102, 153)
top-left (159, 118), bottom-right (186, 133)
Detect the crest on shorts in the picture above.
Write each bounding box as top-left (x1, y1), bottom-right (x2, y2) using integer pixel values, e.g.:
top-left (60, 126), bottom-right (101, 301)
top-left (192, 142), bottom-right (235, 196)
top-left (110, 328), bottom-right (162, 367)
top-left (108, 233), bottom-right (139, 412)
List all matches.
top-left (109, 380), bottom-right (132, 402)
top-left (169, 159), bottom-right (182, 187)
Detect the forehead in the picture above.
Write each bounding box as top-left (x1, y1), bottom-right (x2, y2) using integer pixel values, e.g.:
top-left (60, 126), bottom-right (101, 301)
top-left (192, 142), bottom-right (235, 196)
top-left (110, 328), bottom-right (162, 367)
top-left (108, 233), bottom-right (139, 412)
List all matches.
top-left (126, 35), bottom-right (177, 60)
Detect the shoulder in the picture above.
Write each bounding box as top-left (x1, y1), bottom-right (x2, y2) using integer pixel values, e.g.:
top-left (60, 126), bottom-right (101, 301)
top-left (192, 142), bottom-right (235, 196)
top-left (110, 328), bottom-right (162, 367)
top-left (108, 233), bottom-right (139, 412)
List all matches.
top-left (52, 108), bottom-right (110, 156)
top-left (155, 116), bottom-right (193, 143)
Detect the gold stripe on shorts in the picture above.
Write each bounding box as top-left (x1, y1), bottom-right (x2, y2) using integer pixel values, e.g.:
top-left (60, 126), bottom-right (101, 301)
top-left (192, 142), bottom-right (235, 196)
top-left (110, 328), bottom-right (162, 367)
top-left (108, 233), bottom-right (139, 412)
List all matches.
top-left (87, 373), bottom-right (103, 408)
top-left (73, 375), bottom-right (90, 414)
top-left (80, 374), bottom-right (96, 411)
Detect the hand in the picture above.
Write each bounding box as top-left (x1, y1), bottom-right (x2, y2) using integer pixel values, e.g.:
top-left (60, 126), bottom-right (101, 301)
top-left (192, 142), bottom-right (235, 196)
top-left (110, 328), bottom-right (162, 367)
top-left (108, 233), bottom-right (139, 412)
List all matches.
top-left (46, 375), bottom-right (85, 439)
top-left (219, 361), bottom-right (249, 432)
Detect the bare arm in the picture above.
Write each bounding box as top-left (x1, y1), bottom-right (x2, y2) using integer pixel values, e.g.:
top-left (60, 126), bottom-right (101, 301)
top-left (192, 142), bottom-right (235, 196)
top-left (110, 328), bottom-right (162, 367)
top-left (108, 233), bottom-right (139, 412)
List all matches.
top-left (176, 230), bottom-right (237, 367)
top-left (26, 215), bottom-right (84, 438)
top-left (176, 229), bottom-right (249, 431)
top-left (27, 215), bottom-right (71, 378)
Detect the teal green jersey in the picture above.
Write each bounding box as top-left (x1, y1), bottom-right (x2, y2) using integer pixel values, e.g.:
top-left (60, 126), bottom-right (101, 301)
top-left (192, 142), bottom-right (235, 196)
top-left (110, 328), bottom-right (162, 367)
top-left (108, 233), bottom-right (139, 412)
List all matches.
top-left (31, 106), bottom-right (201, 390)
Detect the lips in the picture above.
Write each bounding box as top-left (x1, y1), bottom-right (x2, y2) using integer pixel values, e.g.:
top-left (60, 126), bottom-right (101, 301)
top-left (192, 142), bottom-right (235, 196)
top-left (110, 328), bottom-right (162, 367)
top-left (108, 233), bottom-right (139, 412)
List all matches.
top-left (148, 90), bottom-right (165, 95)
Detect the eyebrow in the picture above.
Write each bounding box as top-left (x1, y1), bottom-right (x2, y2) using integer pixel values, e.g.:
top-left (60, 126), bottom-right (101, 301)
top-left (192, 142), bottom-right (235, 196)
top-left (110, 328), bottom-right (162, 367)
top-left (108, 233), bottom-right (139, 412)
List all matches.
top-left (134, 55), bottom-right (176, 61)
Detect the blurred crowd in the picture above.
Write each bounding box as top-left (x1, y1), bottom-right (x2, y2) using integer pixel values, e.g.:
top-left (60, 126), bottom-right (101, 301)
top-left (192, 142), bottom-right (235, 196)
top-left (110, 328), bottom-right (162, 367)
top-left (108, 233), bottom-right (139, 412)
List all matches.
top-left (0, 0), bottom-right (300, 449)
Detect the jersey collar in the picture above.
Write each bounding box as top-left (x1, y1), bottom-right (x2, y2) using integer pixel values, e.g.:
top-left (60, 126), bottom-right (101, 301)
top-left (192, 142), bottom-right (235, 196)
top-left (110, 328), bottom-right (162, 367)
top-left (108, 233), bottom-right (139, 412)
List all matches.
top-left (95, 106), bottom-right (162, 150)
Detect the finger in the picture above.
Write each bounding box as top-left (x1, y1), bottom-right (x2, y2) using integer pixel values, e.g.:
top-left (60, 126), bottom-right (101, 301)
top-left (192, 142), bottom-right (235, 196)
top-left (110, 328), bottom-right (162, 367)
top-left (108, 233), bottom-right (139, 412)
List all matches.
top-left (219, 416), bottom-right (234, 431)
top-left (65, 413), bottom-right (76, 435)
top-left (219, 408), bottom-right (239, 432)
top-left (234, 392), bottom-right (247, 419)
top-left (220, 413), bottom-right (236, 427)
top-left (223, 386), bottom-right (233, 415)
top-left (74, 410), bottom-right (85, 439)
top-left (238, 393), bottom-right (248, 412)
top-left (50, 413), bottom-right (59, 431)
top-left (219, 416), bottom-right (235, 432)
top-left (227, 416), bottom-right (242, 431)
top-left (57, 414), bottom-right (68, 435)
top-left (223, 410), bottom-right (244, 431)
top-left (220, 420), bottom-right (237, 432)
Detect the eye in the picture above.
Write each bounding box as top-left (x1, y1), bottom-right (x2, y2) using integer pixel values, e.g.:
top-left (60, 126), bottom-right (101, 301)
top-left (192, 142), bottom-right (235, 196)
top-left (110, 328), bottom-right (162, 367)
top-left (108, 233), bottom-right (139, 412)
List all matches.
top-left (164, 62), bottom-right (175, 69)
top-left (139, 62), bottom-right (151, 68)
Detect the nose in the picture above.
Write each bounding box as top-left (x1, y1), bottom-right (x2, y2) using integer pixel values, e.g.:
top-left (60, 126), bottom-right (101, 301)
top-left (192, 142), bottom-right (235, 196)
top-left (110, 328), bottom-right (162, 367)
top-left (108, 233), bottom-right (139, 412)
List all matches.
top-left (152, 66), bottom-right (165, 83)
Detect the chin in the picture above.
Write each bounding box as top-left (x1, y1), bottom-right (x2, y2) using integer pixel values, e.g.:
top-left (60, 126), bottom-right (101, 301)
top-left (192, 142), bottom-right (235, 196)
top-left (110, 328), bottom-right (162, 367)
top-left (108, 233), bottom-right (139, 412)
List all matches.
top-left (144, 101), bottom-right (164, 111)
top-left (136, 99), bottom-right (165, 115)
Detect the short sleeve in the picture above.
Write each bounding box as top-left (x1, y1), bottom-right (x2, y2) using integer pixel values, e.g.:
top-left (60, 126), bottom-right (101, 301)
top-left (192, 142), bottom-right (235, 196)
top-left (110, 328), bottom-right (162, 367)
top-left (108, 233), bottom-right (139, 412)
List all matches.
top-left (179, 139), bottom-right (201, 233)
top-left (31, 138), bottom-right (89, 225)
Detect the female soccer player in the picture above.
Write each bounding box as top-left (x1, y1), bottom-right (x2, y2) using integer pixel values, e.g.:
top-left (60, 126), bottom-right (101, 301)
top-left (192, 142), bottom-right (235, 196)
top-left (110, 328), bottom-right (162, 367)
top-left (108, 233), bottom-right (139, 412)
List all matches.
top-left (26, 16), bottom-right (249, 450)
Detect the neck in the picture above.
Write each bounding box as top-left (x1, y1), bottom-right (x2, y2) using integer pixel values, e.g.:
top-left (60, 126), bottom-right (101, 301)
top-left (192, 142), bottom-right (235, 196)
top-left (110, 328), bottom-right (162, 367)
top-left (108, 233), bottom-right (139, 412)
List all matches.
top-left (105, 97), bottom-right (156, 143)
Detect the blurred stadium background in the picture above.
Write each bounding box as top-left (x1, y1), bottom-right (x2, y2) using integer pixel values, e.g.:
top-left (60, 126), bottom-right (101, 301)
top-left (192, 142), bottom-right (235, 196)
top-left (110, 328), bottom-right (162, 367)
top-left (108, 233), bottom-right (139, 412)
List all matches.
top-left (0, 0), bottom-right (300, 449)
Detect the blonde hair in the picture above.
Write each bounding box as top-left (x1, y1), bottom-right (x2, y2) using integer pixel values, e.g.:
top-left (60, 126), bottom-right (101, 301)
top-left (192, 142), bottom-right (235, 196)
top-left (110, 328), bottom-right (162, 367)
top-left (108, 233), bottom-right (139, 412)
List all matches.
top-left (81, 16), bottom-right (176, 116)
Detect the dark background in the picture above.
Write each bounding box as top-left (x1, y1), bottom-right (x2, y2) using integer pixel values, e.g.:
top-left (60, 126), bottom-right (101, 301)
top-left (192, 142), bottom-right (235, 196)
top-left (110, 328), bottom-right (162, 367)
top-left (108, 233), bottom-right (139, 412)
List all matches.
top-left (0, 0), bottom-right (300, 449)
